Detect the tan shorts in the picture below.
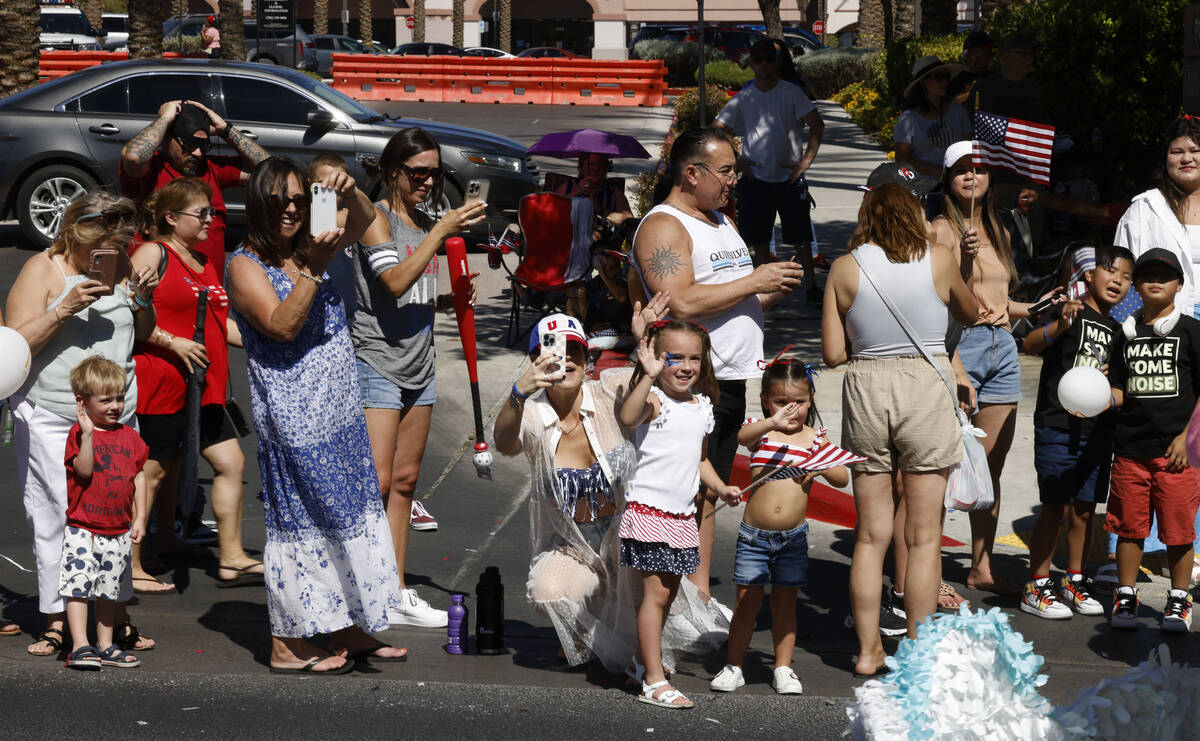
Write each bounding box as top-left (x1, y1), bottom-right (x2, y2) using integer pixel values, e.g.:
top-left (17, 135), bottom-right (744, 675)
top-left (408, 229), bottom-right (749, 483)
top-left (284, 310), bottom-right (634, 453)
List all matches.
top-left (841, 354), bottom-right (963, 474)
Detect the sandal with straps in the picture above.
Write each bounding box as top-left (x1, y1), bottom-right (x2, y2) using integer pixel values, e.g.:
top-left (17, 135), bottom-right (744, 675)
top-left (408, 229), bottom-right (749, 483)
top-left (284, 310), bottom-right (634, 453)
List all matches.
top-left (114, 622), bottom-right (156, 651)
top-left (938, 582), bottom-right (970, 612)
top-left (638, 680), bottom-right (694, 709)
top-left (27, 627), bottom-right (65, 657)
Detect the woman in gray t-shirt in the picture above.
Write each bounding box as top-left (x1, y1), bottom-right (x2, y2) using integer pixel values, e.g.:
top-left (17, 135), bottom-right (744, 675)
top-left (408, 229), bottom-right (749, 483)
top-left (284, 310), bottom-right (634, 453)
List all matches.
top-left (352, 127), bottom-right (486, 628)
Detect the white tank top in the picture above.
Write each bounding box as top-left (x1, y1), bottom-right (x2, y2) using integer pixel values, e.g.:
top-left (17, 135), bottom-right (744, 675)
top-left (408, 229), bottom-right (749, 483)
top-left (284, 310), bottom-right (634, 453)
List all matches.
top-left (634, 204), bottom-right (764, 380)
top-left (845, 242), bottom-right (948, 357)
top-left (626, 387), bottom-right (715, 516)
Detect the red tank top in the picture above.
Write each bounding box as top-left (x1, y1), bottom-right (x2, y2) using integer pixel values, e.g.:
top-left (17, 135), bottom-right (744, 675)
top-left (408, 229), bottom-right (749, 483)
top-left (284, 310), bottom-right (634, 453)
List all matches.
top-left (133, 243), bottom-right (230, 414)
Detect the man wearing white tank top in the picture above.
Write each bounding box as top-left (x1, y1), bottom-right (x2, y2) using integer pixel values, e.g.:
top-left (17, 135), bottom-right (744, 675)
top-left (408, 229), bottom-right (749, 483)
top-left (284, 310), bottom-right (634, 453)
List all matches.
top-left (632, 128), bottom-right (805, 598)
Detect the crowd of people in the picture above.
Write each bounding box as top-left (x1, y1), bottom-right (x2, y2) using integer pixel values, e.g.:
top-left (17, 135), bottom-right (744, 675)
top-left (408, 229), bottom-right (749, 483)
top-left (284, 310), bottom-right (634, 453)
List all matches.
top-left (0, 31), bottom-right (1198, 715)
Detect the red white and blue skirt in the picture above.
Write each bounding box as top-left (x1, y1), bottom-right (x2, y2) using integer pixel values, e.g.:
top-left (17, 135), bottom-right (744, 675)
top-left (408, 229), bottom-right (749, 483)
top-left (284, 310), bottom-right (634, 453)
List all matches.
top-left (618, 501), bottom-right (701, 575)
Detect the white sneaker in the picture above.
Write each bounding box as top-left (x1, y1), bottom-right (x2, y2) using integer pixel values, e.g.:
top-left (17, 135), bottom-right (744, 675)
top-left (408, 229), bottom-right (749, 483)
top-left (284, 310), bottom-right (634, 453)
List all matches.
top-left (388, 588), bottom-right (448, 627)
top-left (709, 663), bottom-right (744, 692)
top-left (772, 666), bottom-right (803, 695)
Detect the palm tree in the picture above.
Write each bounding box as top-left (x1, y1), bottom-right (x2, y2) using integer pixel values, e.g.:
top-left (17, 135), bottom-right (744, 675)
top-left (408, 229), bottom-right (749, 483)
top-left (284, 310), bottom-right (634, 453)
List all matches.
top-left (413, 0), bottom-right (426, 43)
top-left (217, 0), bottom-right (245, 61)
top-left (0, 0), bottom-right (40, 96)
top-left (314, 0), bottom-right (329, 35)
top-left (127, 0), bottom-right (171, 59)
top-left (452, 0), bottom-right (464, 48)
top-left (499, 0), bottom-right (510, 53)
top-left (80, 0), bottom-right (104, 43)
top-left (757, 0), bottom-right (783, 40)
top-left (359, 0), bottom-right (373, 44)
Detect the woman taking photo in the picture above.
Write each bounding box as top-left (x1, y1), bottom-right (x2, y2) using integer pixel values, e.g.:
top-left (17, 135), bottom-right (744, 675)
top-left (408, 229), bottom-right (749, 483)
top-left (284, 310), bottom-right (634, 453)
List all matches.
top-left (128, 177), bottom-right (262, 592)
top-left (7, 192), bottom-right (160, 657)
top-left (823, 182), bottom-right (977, 676)
top-left (351, 127), bottom-right (485, 628)
top-left (931, 140), bottom-right (1049, 596)
top-left (894, 56), bottom-right (970, 177)
top-left (226, 157), bottom-right (406, 673)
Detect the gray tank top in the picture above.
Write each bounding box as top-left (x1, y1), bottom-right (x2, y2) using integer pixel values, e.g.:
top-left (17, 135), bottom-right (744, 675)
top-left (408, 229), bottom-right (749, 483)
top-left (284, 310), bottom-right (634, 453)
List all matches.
top-left (20, 252), bottom-right (138, 421)
top-left (845, 242), bottom-right (948, 357)
top-left (349, 202), bottom-right (437, 389)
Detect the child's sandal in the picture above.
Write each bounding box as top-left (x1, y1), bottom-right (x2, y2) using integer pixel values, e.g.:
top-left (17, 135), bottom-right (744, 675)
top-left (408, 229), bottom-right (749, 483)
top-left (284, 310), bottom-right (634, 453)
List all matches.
top-left (99, 644), bottom-right (141, 668)
top-left (65, 644), bottom-right (102, 670)
top-left (638, 680), bottom-right (693, 709)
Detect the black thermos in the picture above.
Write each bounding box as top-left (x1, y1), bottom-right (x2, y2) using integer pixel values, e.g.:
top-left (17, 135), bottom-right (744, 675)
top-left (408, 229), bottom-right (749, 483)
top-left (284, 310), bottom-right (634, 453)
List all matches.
top-left (475, 566), bottom-right (504, 654)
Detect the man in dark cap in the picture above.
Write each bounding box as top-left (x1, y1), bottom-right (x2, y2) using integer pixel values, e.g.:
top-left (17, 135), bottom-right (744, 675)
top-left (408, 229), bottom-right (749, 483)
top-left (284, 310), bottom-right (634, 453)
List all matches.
top-left (950, 30), bottom-right (994, 105)
top-left (120, 100), bottom-right (267, 279)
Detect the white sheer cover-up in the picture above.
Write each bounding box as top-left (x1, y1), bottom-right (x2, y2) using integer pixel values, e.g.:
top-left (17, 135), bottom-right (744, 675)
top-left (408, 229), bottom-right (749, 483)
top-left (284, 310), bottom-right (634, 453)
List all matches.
top-left (515, 368), bottom-right (729, 673)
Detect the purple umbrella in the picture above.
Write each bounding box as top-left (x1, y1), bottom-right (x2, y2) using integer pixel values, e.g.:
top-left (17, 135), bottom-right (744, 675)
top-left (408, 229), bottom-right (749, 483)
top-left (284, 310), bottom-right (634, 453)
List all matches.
top-left (527, 128), bottom-right (651, 160)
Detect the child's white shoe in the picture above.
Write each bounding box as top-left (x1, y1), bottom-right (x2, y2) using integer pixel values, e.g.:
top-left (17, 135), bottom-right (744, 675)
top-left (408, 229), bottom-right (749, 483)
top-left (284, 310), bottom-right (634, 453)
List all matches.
top-left (709, 663), bottom-right (744, 692)
top-left (772, 666), bottom-right (803, 695)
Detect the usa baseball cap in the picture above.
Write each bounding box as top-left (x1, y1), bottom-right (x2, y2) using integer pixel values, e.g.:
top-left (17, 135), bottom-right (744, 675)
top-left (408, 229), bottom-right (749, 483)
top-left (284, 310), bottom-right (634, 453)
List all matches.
top-left (864, 163), bottom-right (939, 198)
top-left (1133, 248), bottom-right (1184, 282)
top-left (529, 313), bottom-right (587, 353)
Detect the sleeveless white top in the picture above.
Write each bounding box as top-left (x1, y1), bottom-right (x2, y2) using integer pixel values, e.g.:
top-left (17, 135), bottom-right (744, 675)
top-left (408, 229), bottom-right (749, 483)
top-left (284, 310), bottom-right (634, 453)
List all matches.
top-left (845, 243), bottom-right (948, 357)
top-left (625, 387), bottom-right (715, 516)
top-left (634, 204), bottom-right (763, 380)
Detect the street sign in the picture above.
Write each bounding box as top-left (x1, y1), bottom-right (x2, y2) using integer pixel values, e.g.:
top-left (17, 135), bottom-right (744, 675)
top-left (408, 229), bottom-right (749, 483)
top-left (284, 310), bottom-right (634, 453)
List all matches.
top-left (406, 16), bottom-right (415, 30)
top-left (812, 20), bottom-right (825, 35)
top-left (258, 0), bottom-right (294, 32)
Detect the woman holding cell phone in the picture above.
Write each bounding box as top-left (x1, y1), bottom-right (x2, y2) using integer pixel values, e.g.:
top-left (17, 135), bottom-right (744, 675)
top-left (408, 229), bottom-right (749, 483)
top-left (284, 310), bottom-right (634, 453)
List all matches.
top-left (352, 127), bottom-right (486, 628)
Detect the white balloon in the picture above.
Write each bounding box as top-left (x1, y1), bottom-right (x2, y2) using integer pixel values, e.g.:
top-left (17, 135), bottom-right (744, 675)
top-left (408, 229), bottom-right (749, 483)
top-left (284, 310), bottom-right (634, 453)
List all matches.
top-left (0, 327), bottom-right (30, 399)
top-left (1057, 365), bottom-right (1111, 418)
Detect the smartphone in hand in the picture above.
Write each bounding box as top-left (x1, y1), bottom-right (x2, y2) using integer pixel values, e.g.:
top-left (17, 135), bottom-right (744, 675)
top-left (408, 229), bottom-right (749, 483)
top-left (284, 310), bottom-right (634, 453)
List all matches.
top-left (541, 330), bottom-right (567, 381)
top-left (310, 183), bottom-right (338, 236)
top-left (88, 249), bottom-right (120, 296)
top-left (465, 179), bottom-right (490, 206)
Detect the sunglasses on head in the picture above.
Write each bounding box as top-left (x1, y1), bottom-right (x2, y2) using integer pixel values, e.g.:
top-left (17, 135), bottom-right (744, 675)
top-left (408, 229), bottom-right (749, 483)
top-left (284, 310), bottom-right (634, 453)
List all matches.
top-left (400, 163), bottom-right (443, 181)
top-left (175, 134), bottom-right (212, 154)
top-left (77, 206), bottom-right (136, 230)
top-left (270, 193), bottom-right (311, 211)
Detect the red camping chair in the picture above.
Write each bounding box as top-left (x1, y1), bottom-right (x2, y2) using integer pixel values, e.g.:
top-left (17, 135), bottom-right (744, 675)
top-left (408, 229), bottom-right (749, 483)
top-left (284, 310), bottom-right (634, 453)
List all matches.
top-left (505, 192), bottom-right (588, 347)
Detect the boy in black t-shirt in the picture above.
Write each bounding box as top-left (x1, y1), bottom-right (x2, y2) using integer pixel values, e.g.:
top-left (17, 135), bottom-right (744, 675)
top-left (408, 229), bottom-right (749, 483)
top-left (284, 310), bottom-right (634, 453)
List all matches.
top-left (1107, 248), bottom-right (1200, 632)
top-left (1020, 246), bottom-right (1133, 620)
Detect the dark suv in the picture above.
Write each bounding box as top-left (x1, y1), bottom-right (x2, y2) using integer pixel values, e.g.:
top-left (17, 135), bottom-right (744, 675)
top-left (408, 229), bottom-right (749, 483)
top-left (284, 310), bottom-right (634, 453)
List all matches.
top-left (163, 15), bottom-right (317, 70)
top-left (684, 27), bottom-right (768, 62)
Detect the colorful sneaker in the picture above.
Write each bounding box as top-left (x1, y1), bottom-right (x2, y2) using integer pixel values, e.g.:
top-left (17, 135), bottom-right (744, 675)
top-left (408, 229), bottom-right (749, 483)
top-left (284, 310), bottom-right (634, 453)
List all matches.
top-left (1161, 589), bottom-right (1192, 633)
top-left (772, 666), bottom-right (803, 695)
top-left (709, 664), bottom-right (745, 692)
top-left (1109, 586), bottom-right (1140, 630)
top-left (410, 500), bottom-right (438, 531)
top-left (1020, 578), bottom-right (1072, 619)
top-left (1059, 575), bottom-right (1104, 616)
top-left (388, 588), bottom-right (448, 628)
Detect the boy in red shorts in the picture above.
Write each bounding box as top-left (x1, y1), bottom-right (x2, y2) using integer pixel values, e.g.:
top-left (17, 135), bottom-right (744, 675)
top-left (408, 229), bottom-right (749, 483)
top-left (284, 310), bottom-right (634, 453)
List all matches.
top-left (1107, 248), bottom-right (1200, 632)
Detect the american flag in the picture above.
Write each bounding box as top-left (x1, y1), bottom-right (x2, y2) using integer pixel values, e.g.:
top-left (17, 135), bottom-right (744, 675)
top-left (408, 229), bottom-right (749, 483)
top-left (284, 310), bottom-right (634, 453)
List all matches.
top-left (745, 441), bottom-right (866, 491)
top-left (488, 225), bottom-right (523, 254)
top-left (973, 111), bottom-right (1055, 185)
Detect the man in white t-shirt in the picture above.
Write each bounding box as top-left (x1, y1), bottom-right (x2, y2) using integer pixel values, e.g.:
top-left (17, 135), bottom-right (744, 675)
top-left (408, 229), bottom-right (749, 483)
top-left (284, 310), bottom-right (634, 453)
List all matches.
top-left (715, 39), bottom-right (824, 307)
top-left (632, 127), bottom-right (803, 598)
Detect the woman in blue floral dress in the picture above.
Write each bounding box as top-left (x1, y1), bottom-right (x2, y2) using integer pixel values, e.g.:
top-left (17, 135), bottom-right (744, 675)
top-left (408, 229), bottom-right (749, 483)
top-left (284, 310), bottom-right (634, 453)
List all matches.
top-left (226, 157), bottom-right (407, 674)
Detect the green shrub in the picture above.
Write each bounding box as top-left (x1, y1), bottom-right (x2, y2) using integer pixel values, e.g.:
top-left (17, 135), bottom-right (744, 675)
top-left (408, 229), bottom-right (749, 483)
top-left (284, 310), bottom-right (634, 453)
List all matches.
top-left (869, 34), bottom-right (964, 107)
top-left (796, 47), bottom-right (878, 99)
top-left (634, 39), bottom-right (725, 87)
top-left (703, 59), bottom-right (753, 91)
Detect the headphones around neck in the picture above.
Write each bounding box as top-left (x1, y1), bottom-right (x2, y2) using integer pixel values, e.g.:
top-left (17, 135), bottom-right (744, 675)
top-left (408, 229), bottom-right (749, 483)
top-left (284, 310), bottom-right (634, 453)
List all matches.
top-left (1122, 305), bottom-right (1182, 339)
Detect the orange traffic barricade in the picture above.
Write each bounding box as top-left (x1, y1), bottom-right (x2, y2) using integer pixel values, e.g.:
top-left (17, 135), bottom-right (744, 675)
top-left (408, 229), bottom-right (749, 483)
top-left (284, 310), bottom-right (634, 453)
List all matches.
top-left (442, 57), bottom-right (553, 104)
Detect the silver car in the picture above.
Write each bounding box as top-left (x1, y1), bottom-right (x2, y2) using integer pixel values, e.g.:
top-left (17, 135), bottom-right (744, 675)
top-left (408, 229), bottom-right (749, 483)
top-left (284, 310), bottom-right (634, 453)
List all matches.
top-left (0, 59), bottom-right (538, 247)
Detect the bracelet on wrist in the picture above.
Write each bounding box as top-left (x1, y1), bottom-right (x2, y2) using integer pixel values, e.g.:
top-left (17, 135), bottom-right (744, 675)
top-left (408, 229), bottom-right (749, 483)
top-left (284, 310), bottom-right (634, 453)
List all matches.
top-left (132, 293), bottom-right (152, 309)
top-left (53, 305), bottom-right (65, 323)
top-left (293, 268), bottom-right (323, 284)
top-left (510, 382), bottom-right (528, 402)
top-left (1042, 325), bottom-right (1051, 344)
top-left (221, 122), bottom-right (233, 139)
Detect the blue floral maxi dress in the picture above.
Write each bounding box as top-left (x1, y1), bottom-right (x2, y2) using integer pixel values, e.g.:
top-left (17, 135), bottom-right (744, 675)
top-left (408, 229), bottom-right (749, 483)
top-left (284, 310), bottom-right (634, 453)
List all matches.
top-left (230, 247), bottom-right (401, 637)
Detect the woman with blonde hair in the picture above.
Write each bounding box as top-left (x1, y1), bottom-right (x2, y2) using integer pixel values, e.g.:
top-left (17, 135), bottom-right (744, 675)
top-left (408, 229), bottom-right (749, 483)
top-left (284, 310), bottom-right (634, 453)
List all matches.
top-left (823, 182), bottom-right (977, 676)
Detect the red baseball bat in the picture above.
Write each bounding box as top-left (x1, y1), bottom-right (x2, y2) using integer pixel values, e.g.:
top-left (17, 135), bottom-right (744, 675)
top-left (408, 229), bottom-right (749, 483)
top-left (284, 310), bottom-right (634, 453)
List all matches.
top-left (445, 237), bottom-right (492, 479)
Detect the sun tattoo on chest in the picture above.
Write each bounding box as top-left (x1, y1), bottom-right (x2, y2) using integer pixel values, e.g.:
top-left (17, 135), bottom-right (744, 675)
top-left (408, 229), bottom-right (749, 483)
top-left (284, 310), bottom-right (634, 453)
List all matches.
top-left (645, 245), bottom-right (683, 281)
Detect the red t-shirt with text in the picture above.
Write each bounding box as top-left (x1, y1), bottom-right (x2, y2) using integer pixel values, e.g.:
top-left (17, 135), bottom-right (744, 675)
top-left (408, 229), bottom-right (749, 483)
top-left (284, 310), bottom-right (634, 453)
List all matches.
top-left (64, 423), bottom-right (149, 536)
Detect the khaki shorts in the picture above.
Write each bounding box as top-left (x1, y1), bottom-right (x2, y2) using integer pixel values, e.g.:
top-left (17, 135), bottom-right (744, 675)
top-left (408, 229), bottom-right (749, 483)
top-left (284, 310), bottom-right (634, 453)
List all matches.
top-left (841, 354), bottom-right (963, 474)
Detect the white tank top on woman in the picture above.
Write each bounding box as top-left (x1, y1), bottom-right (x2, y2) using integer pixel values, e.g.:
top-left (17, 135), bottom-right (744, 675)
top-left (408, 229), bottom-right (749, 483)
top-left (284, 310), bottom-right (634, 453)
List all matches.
top-left (634, 204), bottom-right (763, 380)
top-left (845, 242), bottom-right (948, 357)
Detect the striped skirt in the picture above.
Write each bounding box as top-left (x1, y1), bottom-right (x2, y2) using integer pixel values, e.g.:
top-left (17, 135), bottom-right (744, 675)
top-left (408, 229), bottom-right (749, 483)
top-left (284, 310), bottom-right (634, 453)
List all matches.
top-left (618, 501), bottom-right (700, 575)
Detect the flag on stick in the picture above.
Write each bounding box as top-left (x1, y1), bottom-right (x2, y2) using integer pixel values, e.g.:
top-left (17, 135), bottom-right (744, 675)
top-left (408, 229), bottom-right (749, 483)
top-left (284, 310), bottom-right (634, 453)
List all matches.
top-left (973, 111), bottom-right (1055, 185)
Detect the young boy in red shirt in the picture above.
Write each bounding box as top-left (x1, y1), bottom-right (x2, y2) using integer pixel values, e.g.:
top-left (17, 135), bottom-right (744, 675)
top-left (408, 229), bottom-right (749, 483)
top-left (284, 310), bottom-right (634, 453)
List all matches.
top-left (60, 357), bottom-right (149, 670)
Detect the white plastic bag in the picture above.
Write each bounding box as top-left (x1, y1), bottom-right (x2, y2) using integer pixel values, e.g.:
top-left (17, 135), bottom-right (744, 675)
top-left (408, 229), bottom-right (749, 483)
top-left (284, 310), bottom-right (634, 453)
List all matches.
top-left (945, 411), bottom-right (994, 512)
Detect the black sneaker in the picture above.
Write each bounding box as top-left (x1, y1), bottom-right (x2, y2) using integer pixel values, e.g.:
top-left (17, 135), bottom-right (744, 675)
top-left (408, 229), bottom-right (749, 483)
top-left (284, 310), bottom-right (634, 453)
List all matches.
top-left (1109, 586), bottom-right (1139, 630)
top-left (878, 589), bottom-right (907, 636)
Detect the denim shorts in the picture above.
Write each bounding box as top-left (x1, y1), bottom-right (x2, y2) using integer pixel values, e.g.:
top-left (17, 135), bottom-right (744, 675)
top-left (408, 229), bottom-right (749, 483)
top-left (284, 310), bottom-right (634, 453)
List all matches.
top-left (958, 325), bottom-right (1022, 404)
top-left (1033, 425), bottom-right (1113, 505)
top-left (356, 357), bottom-right (436, 410)
top-left (575, 513), bottom-right (614, 555)
top-left (732, 521), bottom-right (809, 587)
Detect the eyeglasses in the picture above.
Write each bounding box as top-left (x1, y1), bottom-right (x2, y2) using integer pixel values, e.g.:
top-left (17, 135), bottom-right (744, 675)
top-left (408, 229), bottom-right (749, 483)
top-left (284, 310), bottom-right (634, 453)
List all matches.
top-left (77, 207), bottom-right (136, 230)
top-left (270, 193), bottom-right (311, 212)
top-left (173, 207), bottom-right (217, 221)
top-left (175, 135), bottom-right (212, 154)
top-left (692, 161), bottom-right (740, 184)
top-left (400, 163), bottom-right (443, 181)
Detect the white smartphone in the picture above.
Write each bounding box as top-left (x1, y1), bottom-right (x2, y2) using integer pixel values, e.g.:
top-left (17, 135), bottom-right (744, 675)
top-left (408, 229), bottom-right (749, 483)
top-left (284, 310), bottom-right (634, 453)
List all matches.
top-left (540, 330), bottom-right (568, 381)
top-left (310, 183), bottom-right (338, 236)
top-left (465, 178), bottom-right (490, 205)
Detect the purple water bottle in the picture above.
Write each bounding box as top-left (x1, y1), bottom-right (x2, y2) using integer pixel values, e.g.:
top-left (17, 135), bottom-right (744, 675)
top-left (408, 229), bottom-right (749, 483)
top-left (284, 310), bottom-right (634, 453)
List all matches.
top-left (446, 593), bottom-right (468, 654)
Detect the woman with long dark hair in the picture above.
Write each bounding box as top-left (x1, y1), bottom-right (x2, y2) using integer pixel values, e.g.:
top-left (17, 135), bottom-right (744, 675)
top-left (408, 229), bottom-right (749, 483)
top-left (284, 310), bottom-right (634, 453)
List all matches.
top-left (226, 157), bottom-right (407, 673)
top-left (352, 127), bottom-right (486, 627)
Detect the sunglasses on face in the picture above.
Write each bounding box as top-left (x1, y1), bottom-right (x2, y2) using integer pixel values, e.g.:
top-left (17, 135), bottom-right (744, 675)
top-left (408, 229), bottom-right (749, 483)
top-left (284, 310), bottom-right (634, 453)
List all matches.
top-left (173, 207), bottom-right (218, 221)
top-left (400, 163), bottom-right (443, 181)
top-left (77, 207), bottom-right (136, 230)
top-left (270, 193), bottom-right (311, 211)
top-left (175, 135), bottom-right (212, 154)
top-left (930, 70), bottom-right (952, 83)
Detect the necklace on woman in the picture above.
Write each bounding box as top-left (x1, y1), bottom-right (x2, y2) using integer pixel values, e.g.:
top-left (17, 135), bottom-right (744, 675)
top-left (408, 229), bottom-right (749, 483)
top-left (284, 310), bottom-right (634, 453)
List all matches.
top-left (559, 417), bottom-right (582, 437)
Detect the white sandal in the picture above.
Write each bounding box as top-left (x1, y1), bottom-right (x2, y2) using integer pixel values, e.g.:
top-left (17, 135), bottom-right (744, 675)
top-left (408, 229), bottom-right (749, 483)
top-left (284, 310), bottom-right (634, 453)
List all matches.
top-left (639, 679), bottom-right (693, 709)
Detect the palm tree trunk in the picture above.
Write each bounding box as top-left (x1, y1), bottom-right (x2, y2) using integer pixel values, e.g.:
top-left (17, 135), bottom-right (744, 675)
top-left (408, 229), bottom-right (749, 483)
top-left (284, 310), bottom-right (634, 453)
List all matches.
top-left (314, 0), bottom-right (329, 35)
top-left (499, 0), bottom-right (511, 53)
top-left (413, 0), bottom-right (426, 43)
top-left (128, 0), bottom-right (171, 59)
top-left (757, 0), bottom-right (783, 40)
top-left (452, 0), bottom-right (464, 48)
top-left (216, 0), bottom-right (245, 61)
top-left (80, 0), bottom-right (104, 43)
top-left (0, 0), bottom-right (40, 96)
